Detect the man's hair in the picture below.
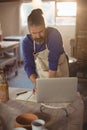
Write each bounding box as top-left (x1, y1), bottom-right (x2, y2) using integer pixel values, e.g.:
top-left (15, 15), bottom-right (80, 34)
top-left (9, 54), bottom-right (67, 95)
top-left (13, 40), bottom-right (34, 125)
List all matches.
top-left (27, 8), bottom-right (45, 27)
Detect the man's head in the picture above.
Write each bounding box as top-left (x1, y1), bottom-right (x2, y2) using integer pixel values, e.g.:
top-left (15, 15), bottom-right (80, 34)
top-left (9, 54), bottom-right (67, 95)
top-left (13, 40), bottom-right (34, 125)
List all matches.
top-left (27, 8), bottom-right (45, 44)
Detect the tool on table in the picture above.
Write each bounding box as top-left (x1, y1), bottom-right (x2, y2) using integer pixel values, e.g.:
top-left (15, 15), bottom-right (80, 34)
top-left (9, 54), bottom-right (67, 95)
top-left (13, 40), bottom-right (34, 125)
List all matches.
top-left (16, 91), bottom-right (28, 96)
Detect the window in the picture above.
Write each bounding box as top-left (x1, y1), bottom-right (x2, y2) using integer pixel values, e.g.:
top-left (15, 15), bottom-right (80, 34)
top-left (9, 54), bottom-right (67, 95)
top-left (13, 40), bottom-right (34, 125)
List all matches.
top-left (20, 2), bottom-right (32, 27)
top-left (20, 1), bottom-right (55, 27)
top-left (20, 1), bottom-right (77, 27)
top-left (55, 2), bottom-right (77, 25)
top-left (56, 2), bottom-right (77, 17)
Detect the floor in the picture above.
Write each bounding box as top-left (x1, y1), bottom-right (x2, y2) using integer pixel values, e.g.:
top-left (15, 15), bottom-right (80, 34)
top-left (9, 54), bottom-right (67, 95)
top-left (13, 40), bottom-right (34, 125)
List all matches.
top-left (8, 65), bottom-right (34, 89)
top-left (7, 65), bottom-right (87, 130)
top-left (7, 65), bottom-right (87, 96)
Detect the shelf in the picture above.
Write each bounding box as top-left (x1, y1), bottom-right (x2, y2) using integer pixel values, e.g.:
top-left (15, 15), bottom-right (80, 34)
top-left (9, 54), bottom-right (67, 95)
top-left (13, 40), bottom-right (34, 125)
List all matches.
top-left (0, 56), bottom-right (17, 67)
top-left (0, 41), bottom-right (19, 76)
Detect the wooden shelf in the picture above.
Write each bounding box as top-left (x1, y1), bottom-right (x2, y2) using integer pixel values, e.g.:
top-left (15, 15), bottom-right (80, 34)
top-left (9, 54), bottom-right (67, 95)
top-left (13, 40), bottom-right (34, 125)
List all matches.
top-left (0, 41), bottom-right (19, 76)
top-left (0, 56), bottom-right (17, 66)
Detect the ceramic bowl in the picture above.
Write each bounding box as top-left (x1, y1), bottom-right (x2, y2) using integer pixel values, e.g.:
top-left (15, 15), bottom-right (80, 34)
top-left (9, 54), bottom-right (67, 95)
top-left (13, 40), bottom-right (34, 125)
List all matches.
top-left (14, 113), bottom-right (38, 128)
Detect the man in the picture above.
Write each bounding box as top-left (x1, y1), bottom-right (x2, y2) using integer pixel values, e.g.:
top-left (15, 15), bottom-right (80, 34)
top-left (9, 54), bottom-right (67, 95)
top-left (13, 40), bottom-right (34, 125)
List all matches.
top-left (22, 8), bottom-right (69, 91)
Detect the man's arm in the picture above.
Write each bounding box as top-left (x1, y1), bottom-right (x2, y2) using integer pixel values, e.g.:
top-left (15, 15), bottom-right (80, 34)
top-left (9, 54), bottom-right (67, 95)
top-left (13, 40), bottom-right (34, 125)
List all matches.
top-left (29, 74), bottom-right (37, 93)
top-left (48, 29), bottom-right (64, 76)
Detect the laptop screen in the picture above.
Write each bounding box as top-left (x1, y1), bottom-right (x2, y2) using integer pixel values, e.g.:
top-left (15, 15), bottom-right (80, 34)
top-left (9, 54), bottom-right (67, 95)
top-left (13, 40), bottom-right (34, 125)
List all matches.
top-left (36, 77), bottom-right (78, 103)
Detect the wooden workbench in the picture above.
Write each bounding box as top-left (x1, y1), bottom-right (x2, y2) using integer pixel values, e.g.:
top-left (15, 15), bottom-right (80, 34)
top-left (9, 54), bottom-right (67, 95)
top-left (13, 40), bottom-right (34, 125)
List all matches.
top-left (0, 87), bottom-right (84, 130)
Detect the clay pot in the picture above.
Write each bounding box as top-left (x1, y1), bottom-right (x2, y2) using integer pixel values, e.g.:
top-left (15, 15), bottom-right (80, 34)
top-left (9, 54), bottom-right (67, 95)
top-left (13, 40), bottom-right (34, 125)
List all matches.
top-left (14, 113), bottom-right (38, 129)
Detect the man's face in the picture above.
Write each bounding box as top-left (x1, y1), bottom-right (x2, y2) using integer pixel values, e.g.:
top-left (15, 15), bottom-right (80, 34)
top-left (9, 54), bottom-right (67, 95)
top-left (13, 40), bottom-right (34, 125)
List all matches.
top-left (29, 25), bottom-right (45, 44)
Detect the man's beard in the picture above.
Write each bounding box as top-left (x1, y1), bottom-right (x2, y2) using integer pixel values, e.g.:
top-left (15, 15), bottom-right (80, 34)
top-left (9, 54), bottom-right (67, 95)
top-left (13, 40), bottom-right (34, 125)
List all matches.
top-left (34, 37), bottom-right (44, 44)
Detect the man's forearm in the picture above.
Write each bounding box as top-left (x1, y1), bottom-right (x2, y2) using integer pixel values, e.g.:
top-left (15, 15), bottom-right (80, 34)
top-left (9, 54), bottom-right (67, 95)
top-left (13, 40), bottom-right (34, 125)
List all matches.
top-left (29, 73), bottom-right (37, 86)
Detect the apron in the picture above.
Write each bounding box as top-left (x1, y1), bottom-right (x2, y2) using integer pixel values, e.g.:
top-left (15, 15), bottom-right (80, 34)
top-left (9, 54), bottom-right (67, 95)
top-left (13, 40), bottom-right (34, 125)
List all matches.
top-left (33, 41), bottom-right (69, 78)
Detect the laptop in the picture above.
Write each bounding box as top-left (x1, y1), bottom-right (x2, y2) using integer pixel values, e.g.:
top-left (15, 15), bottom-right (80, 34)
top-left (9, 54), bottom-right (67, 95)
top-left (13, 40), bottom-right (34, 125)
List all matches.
top-left (36, 77), bottom-right (78, 103)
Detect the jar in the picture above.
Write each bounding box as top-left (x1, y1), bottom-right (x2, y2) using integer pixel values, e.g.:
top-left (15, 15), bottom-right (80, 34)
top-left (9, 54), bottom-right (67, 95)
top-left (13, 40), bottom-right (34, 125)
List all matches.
top-left (0, 68), bottom-right (9, 102)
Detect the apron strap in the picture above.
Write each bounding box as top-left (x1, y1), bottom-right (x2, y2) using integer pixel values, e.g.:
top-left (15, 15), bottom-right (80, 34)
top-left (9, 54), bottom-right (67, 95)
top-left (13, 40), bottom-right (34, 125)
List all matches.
top-left (33, 40), bottom-right (48, 54)
top-left (33, 40), bottom-right (36, 53)
top-left (45, 44), bottom-right (48, 49)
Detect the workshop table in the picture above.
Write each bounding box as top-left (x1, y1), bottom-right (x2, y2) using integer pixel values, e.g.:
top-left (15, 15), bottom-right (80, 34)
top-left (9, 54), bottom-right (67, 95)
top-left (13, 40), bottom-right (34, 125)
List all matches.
top-left (0, 87), bottom-right (84, 130)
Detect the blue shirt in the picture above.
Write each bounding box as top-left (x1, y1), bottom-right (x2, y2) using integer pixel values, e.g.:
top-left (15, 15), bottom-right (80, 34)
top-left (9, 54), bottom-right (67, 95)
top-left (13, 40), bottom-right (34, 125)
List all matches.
top-left (22, 27), bottom-right (65, 77)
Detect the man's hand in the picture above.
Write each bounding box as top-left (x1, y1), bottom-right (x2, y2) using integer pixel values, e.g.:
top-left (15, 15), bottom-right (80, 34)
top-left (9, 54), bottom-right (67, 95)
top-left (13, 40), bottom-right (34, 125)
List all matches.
top-left (33, 88), bottom-right (36, 94)
top-left (29, 73), bottom-right (37, 94)
top-left (49, 70), bottom-right (57, 78)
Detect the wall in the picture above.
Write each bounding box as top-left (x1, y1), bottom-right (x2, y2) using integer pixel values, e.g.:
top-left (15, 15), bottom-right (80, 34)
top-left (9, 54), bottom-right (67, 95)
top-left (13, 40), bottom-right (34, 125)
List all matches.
top-left (0, 2), bottom-right (20, 37)
top-left (54, 25), bottom-right (76, 56)
top-left (0, 2), bottom-right (76, 56)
